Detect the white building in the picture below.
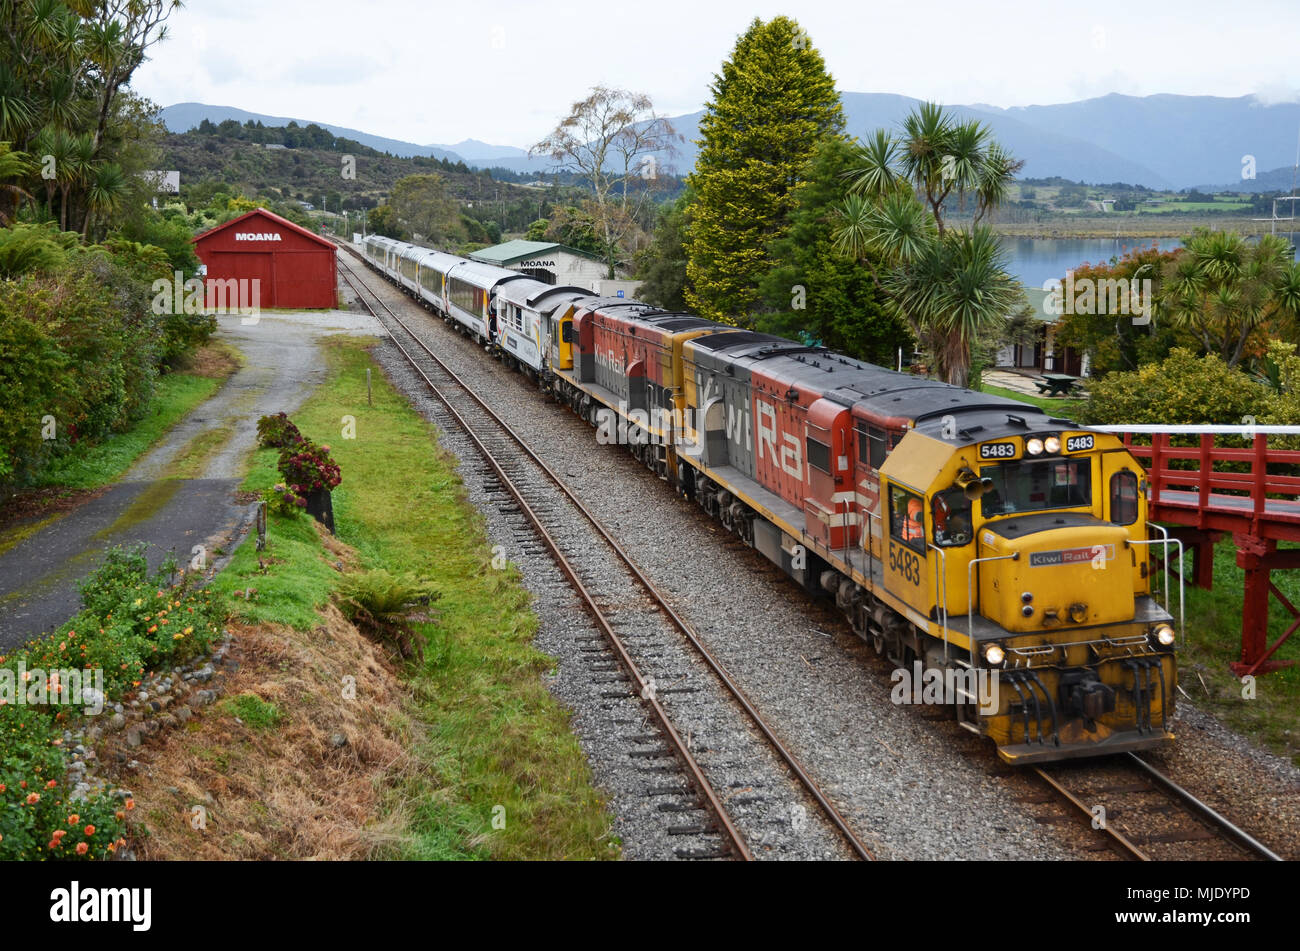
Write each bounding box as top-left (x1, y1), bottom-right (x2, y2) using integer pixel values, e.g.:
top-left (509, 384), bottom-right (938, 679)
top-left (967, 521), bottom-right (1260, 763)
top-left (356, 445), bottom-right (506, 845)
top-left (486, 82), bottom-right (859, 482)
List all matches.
top-left (470, 240), bottom-right (618, 291)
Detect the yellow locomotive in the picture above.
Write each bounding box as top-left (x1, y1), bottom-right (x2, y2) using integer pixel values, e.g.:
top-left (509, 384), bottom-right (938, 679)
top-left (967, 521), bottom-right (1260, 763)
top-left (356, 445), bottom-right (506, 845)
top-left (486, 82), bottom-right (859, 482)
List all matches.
top-left (864, 423), bottom-right (1179, 763)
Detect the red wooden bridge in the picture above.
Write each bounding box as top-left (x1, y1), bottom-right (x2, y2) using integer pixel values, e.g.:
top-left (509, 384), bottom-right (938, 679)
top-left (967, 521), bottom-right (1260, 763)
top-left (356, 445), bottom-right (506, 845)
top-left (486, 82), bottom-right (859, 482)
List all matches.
top-left (1098, 425), bottom-right (1300, 676)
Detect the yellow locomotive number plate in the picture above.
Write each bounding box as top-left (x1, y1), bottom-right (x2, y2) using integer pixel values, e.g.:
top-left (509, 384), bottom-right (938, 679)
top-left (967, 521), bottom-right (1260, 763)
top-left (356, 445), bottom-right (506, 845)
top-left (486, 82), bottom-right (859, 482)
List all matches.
top-left (978, 440), bottom-right (1019, 461)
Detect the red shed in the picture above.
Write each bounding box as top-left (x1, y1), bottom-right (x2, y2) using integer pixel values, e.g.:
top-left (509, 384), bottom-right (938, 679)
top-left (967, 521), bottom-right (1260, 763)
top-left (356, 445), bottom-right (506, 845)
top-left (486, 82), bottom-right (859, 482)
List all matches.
top-left (192, 207), bottom-right (337, 310)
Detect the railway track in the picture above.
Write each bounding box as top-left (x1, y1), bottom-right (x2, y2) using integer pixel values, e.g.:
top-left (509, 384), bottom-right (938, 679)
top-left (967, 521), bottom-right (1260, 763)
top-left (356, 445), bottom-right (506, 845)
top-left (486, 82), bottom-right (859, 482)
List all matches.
top-left (1033, 753), bottom-right (1283, 861)
top-left (336, 251), bottom-right (876, 861)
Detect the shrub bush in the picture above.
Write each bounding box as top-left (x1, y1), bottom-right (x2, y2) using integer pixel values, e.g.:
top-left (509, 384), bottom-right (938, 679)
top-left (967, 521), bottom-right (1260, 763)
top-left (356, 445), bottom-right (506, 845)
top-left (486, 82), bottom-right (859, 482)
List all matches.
top-left (1080, 348), bottom-right (1272, 426)
top-left (277, 438), bottom-right (341, 495)
top-left (0, 227), bottom-right (214, 490)
top-left (256, 412), bottom-right (302, 449)
top-left (0, 544), bottom-right (224, 859)
top-left (336, 569), bottom-right (439, 662)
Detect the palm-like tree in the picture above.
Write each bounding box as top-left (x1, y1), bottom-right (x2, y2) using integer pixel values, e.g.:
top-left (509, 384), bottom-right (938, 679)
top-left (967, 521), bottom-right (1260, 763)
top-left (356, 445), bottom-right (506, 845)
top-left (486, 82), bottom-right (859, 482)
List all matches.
top-left (1159, 229), bottom-right (1300, 368)
top-left (82, 160), bottom-right (125, 238)
top-left (834, 102), bottom-right (1024, 386)
top-left (0, 143), bottom-right (34, 225)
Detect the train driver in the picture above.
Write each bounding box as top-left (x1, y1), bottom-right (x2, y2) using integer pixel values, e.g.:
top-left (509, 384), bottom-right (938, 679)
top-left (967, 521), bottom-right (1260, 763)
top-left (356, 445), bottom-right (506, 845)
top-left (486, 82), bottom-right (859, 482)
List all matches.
top-left (903, 497), bottom-right (924, 542)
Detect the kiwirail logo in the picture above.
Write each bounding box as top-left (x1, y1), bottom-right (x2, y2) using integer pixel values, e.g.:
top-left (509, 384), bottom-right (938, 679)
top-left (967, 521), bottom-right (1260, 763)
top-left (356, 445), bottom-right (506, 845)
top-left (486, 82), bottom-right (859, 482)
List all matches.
top-left (890, 660), bottom-right (999, 715)
top-left (1043, 270), bottom-right (1153, 325)
top-left (0, 663), bottom-right (104, 715)
top-left (49, 881), bottom-right (151, 931)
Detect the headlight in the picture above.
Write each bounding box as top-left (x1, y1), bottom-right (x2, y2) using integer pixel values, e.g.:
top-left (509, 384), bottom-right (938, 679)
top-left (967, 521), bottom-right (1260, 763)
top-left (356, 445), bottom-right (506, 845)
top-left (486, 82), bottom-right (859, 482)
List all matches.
top-left (1044, 435), bottom-right (1061, 453)
top-left (1026, 437), bottom-right (1044, 455)
top-left (1154, 624), bottom-right (1176, 646)
top-left (983, 643), bottom-right (1005, 666)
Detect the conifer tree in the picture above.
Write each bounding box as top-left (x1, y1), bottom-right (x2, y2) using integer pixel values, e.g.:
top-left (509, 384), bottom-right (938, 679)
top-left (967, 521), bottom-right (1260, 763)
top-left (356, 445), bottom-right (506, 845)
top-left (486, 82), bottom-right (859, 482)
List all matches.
top-left (684, 16), bottom-right (844, 325)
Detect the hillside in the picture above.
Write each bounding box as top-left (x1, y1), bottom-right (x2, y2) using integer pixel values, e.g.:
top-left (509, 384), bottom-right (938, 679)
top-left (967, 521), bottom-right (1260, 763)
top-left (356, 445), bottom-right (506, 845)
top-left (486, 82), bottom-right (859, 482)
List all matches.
top-left (160, 128), bottom-right (543, 215)
top-left (164, 92), bottom-right (1300, 190)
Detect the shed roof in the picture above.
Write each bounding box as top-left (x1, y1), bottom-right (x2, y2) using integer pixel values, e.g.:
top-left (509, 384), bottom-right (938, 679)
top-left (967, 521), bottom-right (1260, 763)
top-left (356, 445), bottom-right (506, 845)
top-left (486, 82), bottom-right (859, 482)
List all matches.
top-left (192, 207), bottom-right (336, 250)
top-left (470, 239), bottom-right (603, 266)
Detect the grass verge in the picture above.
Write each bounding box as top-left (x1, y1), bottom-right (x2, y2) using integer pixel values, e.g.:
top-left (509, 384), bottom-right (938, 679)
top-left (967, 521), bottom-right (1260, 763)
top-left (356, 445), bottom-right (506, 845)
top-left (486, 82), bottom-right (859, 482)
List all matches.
top-left (24, 341), bottom-right (240, 491)
top-left (1169, 539), bottom-right (1300, 766)
top-left (210, 335), bottom-right (616, 859)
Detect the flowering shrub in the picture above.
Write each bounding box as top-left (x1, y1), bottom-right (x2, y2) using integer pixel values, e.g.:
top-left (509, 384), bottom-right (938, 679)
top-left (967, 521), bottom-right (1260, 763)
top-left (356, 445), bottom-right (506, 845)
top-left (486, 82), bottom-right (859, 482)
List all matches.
top-left (0, 745), bottom-right (129, 861)
top-left (277, 438), bottom-right (342, 495)
top-left (266, 481), bottom-right (309, 517)
top-left (256, 412), bottom-right (302, 449)
top-left (0, 544), bottom-right (225, 860)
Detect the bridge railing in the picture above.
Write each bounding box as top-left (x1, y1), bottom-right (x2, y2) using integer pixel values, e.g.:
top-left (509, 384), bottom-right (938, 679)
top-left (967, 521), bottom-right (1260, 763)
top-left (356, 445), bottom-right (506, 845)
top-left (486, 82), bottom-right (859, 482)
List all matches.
top-left (1093, 426), bottom-right (1300, 520)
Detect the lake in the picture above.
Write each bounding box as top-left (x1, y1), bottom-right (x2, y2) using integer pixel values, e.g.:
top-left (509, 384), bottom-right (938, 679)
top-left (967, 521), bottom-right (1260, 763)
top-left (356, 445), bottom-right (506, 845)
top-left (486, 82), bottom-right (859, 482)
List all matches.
top-left (999, 236), bottom-right (1184, 292)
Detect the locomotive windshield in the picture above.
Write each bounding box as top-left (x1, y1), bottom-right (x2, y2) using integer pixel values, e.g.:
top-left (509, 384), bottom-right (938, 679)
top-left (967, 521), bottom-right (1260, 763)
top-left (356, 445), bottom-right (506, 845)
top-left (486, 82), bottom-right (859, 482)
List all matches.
top-left (980, 458), bottom-right (1091, 516)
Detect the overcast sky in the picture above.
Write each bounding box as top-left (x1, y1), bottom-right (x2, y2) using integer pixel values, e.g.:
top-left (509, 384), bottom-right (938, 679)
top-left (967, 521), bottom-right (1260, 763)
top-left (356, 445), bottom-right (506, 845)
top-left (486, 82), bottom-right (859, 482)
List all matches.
top-left (133, 0), bottom-right (1300, 148)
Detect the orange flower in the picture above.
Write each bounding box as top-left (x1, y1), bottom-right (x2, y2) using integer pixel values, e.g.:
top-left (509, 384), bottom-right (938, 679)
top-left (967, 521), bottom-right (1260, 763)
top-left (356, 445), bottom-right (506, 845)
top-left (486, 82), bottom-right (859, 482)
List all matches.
top-left (115, 810), bottom-right (125, 821)
top-left (125, 798), bottom-right (135, 811)
top-left (46, 779), bottom-right (57, 788)
top-left (84, 825), bottom-right (95, 836)
top-left (53, 829), bottom-right (66, 840)
top-left (75, 842), bottom-right (88, 855)
top-left (67, 814), bottom-right (79, 825)
top-left (0, 783), bottom-right (6, 793)
top-left (25, 793), bottom-right (39, 804)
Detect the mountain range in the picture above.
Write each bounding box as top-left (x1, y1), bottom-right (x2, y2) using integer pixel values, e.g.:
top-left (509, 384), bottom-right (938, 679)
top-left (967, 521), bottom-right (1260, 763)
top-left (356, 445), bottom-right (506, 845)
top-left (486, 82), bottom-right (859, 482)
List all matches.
top-left (160, 93), bottom-right (1300, 191)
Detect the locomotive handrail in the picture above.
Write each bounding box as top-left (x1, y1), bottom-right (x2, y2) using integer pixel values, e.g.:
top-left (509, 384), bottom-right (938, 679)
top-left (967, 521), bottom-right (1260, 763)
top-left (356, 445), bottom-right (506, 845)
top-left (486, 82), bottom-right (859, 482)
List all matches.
top-left (927, 543), bottom-right (951, 660)
top-left (967, 550), bottom-right (1019, 656)
top-left (1128, 535), bottom-right (1186, 641)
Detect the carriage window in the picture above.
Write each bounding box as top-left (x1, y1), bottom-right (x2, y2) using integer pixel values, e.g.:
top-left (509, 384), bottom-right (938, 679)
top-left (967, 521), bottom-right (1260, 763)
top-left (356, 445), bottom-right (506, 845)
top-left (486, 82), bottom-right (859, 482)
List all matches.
top-left (889, 485), bottom-right (925, 552)
top-left (932, 488), bottom-right (973, 548)
top-left (807, 437), bottom-right (831, 474)
top-left (1110, 470), bottom-right (1138, 526)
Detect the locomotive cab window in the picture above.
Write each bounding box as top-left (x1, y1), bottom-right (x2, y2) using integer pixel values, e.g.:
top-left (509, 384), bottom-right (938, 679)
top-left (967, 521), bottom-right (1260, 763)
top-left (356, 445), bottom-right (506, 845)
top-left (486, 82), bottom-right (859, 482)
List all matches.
top-left (889, 485), bottom-right (926, 552)
top-left (931, 488), bottom-right (973, 547)
top-left (1109, 469), bottom-right (1139, 526)
top-left (981, 458), bottom-right (1091, 517)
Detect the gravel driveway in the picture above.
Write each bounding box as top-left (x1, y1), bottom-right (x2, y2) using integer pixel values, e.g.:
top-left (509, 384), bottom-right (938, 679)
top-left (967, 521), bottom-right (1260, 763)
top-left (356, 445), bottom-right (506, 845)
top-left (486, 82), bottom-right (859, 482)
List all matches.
top-left (0, 310), bottom-right (385, 649)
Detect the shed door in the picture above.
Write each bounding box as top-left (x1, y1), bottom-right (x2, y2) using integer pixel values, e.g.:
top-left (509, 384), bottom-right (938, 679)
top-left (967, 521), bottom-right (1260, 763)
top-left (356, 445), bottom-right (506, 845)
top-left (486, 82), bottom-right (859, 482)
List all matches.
top-left (208, 251), bottom-right (274, 309)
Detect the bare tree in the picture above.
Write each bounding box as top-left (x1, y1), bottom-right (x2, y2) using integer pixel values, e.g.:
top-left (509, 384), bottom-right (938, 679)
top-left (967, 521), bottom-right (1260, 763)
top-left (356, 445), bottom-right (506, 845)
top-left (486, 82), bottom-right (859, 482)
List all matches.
top-left (532, 86), bottom-right (681, 277)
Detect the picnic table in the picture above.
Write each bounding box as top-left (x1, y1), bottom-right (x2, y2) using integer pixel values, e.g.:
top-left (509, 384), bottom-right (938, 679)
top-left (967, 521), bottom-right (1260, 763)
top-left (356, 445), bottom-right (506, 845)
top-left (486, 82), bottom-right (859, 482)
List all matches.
top-left (1034, 373), bottom-right (1082, 397)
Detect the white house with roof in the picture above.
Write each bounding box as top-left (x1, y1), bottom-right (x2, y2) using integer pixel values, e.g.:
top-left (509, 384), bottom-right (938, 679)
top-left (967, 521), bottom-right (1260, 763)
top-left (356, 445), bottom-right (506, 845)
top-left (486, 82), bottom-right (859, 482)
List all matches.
top-left (469, 240), bottom-right (638, 294)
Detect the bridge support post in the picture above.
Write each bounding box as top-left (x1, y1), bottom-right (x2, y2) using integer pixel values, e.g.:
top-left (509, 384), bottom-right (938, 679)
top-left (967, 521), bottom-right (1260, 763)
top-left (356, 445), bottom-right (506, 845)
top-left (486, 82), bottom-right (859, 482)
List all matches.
top-left (1167, 527), bottom-right (1221, 589)
top-left (1230, 535), bottom-right (1300, 677)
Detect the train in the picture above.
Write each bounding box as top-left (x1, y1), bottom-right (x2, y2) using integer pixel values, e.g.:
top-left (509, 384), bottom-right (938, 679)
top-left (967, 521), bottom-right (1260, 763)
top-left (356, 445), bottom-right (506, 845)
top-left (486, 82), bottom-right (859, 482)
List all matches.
top-left (360, 233), bottom-right (1182, 765)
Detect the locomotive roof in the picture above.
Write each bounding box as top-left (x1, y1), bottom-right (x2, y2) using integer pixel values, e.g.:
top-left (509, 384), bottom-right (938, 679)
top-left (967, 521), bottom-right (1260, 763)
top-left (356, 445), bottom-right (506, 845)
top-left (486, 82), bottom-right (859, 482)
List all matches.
top-left (588, 297), bottom-right (1080, 442)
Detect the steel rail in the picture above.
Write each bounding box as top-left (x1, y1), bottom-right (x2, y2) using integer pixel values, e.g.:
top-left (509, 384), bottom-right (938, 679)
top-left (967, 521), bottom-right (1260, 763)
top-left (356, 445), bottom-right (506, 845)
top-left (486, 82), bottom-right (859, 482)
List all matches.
top-left (338, 261), bottom-right (752, 860)
top-left (1033, 756), bottom-right (1283, 861)
top-left (1124, 753), bottom-right (1282, 862)
top-left (339, 250), bottom-right (877, 860)
top-left (1032, 766), bottom-right (1150, 860)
